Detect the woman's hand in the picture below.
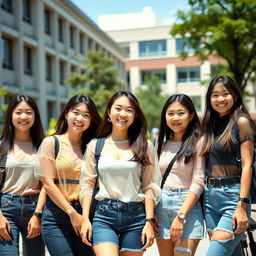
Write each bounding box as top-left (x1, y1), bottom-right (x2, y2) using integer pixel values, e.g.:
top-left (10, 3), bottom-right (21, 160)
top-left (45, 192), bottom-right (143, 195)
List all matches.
top-left (27, 215), bottom-right (41, 239)
top-left (0, 213), bottom-right (11, 241)
top-left (69, 210), bottom-right (83, 236)
top-left (169, 216), bottom-right (184, 243)
top-left (80, 217), bottom-right (93, 246)
top-left (141, 221), bottom-right (155, 250)
top-left (232, 204), bottom-right (249, 234)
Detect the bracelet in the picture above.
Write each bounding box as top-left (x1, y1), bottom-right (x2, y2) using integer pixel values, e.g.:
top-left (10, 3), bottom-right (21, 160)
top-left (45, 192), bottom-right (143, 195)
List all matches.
top-left (33, 212), bottom-right (42, 218)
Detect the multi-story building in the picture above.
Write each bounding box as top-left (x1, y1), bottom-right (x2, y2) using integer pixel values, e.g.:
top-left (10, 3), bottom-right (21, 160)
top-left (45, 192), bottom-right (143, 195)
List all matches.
top-left (0, 0), bottom-right (126, 127)
top-left (100, 7), bottom-right (256, 115)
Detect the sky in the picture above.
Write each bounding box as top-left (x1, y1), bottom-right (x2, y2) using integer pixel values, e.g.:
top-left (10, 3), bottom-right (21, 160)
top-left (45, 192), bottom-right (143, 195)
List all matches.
top-left (70, 0), bottom-right (190, 26)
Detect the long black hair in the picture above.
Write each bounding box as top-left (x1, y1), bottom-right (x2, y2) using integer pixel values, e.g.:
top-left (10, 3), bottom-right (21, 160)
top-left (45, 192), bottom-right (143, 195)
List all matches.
top-left (201, 75), bottom-right (254, 155)
top-left (0, 94), bottom-right (44, 156)
top-left (55, 94), bottom-right (102, 154)
top-left (97, 91), bottom-right (150, 166)
top-left (157, 94), bottom-right (201, 164)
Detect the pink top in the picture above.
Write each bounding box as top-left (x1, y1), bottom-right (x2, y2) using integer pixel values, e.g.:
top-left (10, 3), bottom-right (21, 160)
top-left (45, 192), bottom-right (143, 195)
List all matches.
top-left (159, 140), bottom-right (205, 197)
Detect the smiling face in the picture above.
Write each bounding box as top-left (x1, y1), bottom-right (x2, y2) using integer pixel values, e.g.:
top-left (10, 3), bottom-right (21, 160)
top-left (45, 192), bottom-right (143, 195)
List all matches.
top-left (108, 96), bottom-right (135, 132)
top-left (65, 103), bottom-right (91, 134)
top-left (210, 83), bottom-right (235, 117)
top-left (12, 101), bottom-right (35, 132)
top-left (166, 101), bottom-right (194, 139)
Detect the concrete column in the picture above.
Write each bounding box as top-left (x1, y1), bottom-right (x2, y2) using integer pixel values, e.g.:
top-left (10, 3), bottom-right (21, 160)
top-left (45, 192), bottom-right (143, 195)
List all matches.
top-left (130, 42), bottom-right (138, 59)
top-left (130, 66), bottom-right (140, 92)
top-left (167, 64), bottom-right (176, 94)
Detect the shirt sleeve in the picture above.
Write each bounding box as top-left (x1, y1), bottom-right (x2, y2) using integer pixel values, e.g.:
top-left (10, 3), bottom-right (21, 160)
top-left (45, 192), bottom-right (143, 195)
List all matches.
top-left (237, 117), bottom-right (255, 144)
top-left (188, 138), bottom-right (205, 197)
top-left (79, 139), bottom-right (97, 203)
top-left (35, 136), bottom-right (56, 180)
top-left (141, 140), bottom-right (161, 205)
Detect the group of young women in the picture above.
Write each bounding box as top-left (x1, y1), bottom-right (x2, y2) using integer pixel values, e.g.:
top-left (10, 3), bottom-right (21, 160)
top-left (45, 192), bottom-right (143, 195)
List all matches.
top-left (0, 75), bottom-right (254, 256)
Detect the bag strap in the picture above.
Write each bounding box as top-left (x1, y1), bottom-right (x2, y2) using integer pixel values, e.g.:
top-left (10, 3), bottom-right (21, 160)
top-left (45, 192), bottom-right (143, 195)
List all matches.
top-left (95, 138), bottom-right (106, 174)
top-left (160, 148), bottom-right (183, 189)
top-left (53, 135), bottom-right (59, 159)
top-left (0, 153), bottom-right (8, 191)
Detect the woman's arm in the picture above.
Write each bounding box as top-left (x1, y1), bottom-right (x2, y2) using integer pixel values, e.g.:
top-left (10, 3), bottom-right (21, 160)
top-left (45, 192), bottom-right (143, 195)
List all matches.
top-left (0, 210), bottom-right (11, 241)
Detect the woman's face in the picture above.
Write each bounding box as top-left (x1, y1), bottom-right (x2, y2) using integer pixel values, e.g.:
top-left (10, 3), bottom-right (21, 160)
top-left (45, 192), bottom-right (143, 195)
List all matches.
top-left (108, 96), bottom-right (135, 131)
top-left (65, 103), bottom-right (91, 133)
top-left (166, 101), bottom-right (193, 137)
top-left (210, 83), bottom-right (234, 117)
top-left (12, 101), bottom-right (35, 132)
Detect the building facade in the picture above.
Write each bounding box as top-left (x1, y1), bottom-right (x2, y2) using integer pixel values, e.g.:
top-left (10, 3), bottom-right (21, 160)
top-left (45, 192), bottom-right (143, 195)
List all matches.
top-left (100, 7), bottom-right (256, 115)
top-left (0, 0), bottom-right (126, 127)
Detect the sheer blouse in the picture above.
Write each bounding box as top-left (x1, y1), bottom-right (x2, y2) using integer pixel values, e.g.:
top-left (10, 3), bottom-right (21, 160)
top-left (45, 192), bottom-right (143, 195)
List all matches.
top-left (79, 138), bottom-right (161, 204)
top-left (206, 115), bottom-right (254, 178)
top-left (159, 139), bottom-right (205, 197)
top-left (36, 135), bottom-right (83, 201)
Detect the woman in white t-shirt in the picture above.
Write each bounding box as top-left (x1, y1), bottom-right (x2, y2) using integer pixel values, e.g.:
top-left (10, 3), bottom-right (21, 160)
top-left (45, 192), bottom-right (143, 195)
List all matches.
top-left (0, 95), bottom-right (45, 256)
top-left (79, 91), bottom-right (161, 256)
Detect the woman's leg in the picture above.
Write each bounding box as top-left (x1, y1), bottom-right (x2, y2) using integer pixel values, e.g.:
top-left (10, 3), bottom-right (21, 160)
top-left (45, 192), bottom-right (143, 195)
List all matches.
top-left (156, 238), bottom-right (175, 256)
top-left (94, 242), bottom-right (119, 256)
top-left (174, 239), bottom-right (200, 256)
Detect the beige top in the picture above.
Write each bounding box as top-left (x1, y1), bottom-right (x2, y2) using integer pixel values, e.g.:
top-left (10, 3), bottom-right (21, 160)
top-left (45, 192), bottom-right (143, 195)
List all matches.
top-left (36, 135), bottom-right (83, 201)
top-left (159, 139), bottom-right (205, 197)
top-left (80, 138), bottom-right (161, 204)
top-left (1, 141), bottom-right (41, 195)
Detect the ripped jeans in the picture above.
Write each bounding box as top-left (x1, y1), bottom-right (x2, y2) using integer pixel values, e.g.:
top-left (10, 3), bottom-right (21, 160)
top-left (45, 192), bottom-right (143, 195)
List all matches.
top-left (203, 183), bottom-right (251, 256)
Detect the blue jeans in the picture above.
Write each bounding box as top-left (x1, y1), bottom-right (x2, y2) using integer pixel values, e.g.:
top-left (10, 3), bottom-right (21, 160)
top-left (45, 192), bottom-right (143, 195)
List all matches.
top-left (204, 183), bottom-right (251, 256)
top-left (93, 198), bottom-right (146, 252)
top-left (0, 193), bottom-right (45, 256)
top-left (42, 196), bottom-right (93, 256)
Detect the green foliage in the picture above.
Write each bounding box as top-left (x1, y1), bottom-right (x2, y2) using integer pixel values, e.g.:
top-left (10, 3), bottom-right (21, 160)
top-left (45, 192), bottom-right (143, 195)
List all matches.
top-left (136, 75), bottom-right (168, 130)
top-left (0, 86), bottom-right (8, 125)
top-left (45, 118), bottom-right (57, 136)
top-left (171, 0), bottom-right (256, 92)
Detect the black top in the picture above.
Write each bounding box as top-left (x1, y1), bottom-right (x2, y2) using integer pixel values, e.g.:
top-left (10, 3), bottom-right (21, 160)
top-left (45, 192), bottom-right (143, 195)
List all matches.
top-left (205, 114), bottom-right (254, 178)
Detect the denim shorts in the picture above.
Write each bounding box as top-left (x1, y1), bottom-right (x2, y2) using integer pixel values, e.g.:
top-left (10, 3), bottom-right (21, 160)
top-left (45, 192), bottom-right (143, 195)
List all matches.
top-left (155, 188), bottom-right (204, 239)
top-left (92, 198), bottom-right (146, 252)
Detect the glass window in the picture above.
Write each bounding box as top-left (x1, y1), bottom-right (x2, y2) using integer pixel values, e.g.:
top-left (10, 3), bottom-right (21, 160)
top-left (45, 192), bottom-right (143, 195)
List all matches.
top-left (44, 9), bottom-right (51, 35)
top-left (119, 43), bottom-right (130, 58)
top-left (59, 61), bottom-right (65, 85)
top-left (141, 70), bottom-right (166, 84)
top-left (1, 0), bottom-right (12, 12)
top-left (70, 26), bottom-right (74, 48)
top-left (79, 33), bottom-right (84, 54)
top-left (23, 0), bottom-right (31, 23)
top-left (46, 55), bottom-right (52, 81)
top-left (2, 37), bottom-right (13, 70)
top-left (190, 96), bottom-right (202, 112)
top-left (24, 46), bottom-right (32, 75)
top-left (176, 38), bottom-right (195, 55)
top-left (58, 18), bottom-right (63, 42)
top-left (177, 67), bottom-right (200, 83)
top-left (139, 40), bottom-right (167, 57)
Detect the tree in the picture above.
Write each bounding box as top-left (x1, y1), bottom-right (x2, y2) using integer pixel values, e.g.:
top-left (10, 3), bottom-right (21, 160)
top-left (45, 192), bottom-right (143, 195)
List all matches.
top-left (66, 50), bottom-right (125, 116)
top-left (171, 0), bottom-right (256, 92)
top-left (136, 75), bottom-right (168, 130)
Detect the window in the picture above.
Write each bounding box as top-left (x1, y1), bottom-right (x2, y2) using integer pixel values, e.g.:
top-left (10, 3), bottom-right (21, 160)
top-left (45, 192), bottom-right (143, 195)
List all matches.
top-left (45, 55), bottom-right (52, 81)
top-left (22, 0), bottom-right (31, 23)
top-left (176, 38), bottom-right (195, 55)
top-left (44, 9), bottom-right (51, 34)
top-left (119, 43), bottom-right (130, 58)
top-left (1, 0), bottom-right (12, 12)
top-left (88, 38), bottom-right (93, 50)
top-left (59, 61), bottom-right (65, 85)
top-left (139, 40), bottom-right (166, 57)
top-left (177, 67), bottom-right (200, 83)
top-left (2, 37), bottom-right (13, 70)
top-left (71, 65), bottom-right (76, 73)
top-left (24, 46), bottom-right (32, 75)
top-left (70, 26), bottom-right (74, 48)
top-left (58, 18), bottom-right (63, 42)
top-left (79, 34), bottom-right (84, 54)
top-left (190, 96), bottom-right (201, 112)
top-left (141, 70), bottom-right (166, 84)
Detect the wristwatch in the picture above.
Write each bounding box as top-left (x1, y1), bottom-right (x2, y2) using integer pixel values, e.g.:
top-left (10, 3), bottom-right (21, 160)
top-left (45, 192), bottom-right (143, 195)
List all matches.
top-left (145, 218), bottom-right (158, 226)
top-left (33, 212), bottom-right (43, 218)
top-left (177, 211), bottom-right (186, 220)
top-left (238, 197), bottom-right (250, 205)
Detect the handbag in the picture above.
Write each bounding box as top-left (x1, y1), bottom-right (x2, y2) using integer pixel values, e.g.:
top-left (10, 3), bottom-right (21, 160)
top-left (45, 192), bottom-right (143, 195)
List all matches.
top-left (89, 138), bottom-right (105, 221)
top-left (0, 153), bottom-right (7, 191)
top-left (161, 147), bottom-right (183, 189)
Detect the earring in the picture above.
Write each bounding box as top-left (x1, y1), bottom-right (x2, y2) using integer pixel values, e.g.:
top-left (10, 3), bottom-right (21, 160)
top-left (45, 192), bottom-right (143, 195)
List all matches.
top-left (108, 117), bottom-right (111, 122)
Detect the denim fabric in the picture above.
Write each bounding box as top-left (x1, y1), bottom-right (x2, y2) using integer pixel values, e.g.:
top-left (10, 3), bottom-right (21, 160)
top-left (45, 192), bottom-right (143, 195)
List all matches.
top-left (92, 198), bottom-right (146, 252)
top-left (0, 193), bottom-right (45, 256)
top-left (204, 183), bottom-right (251, 256)
top-left (155, 188), bottom-right (204, 239)
top-left (42, 196), bottom-right (92, 256)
